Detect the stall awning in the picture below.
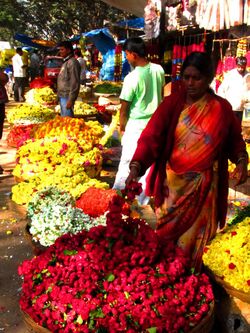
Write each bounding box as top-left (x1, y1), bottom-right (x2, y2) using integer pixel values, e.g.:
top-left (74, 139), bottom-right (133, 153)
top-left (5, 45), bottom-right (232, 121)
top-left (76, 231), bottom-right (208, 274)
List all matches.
top-left (14, 33), bottom-right (56, 49)
top-left (83, 28), bottom-right (116, 55)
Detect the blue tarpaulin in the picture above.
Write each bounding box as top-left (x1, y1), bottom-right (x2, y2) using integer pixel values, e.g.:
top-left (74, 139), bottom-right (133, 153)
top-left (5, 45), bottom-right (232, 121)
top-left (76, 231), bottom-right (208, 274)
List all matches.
top-left (117, 17), bottom-right (144, 29)
top-left (83, 28), bottom-right (116, 55)
top-left (13, 33), bottom-right (55, 49)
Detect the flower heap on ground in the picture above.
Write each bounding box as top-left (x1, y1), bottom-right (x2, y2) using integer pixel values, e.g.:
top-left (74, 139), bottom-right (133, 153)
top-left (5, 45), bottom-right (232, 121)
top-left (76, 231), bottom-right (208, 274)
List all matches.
top-left (73, 101), bottom-right (98, 116)
top-left (203, 213), bottom-right (250, 294)
top-left (25, 86), bottom-right (57, 106)
top-left (7, 123), bottom-right (38, 148)
top-left (12, 116), bottom-right (108, 205)
top-left (27, 187), bottom-right (108, 247)
top-left (7, 103), bottom-right (55, 125)
top-left (19, 182), bottom-right (214, 333)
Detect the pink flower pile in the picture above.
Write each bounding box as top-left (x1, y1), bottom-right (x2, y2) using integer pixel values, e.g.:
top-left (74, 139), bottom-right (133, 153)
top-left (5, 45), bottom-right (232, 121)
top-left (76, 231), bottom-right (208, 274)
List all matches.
top-left (18, 182), bottom-right (214, 333)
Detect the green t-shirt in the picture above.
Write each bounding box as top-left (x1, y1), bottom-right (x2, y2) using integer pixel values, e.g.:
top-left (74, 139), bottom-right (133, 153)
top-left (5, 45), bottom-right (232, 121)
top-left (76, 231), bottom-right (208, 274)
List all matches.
top-left (119, 62), bottom-right (165, 124)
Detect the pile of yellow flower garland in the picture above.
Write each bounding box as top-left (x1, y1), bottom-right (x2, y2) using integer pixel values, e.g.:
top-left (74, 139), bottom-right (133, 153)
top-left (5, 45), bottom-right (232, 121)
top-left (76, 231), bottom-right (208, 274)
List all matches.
top-left (203, 217), bottom-right (250, 294)
top-left (25, 87), bottom-right (57, 105)
top-left (12, 116), bottom-right (109, 205)
top-left (7, 103), bottom-right (55, 125)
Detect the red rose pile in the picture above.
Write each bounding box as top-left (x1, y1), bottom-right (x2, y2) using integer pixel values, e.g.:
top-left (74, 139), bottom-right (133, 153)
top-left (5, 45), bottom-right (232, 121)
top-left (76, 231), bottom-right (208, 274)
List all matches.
top-left (18, 182), bottom-right (214, 333)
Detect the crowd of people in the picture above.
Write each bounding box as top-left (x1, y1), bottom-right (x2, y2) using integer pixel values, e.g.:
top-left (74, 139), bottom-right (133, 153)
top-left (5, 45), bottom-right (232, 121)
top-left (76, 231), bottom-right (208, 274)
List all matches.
top-left (0, 37), bottom-right (248, 270)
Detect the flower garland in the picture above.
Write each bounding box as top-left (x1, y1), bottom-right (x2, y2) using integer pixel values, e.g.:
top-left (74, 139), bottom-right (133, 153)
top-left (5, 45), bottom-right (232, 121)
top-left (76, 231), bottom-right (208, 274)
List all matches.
top-left (27, 187), bottom-right (108, 247)
top-left (25, 87), bottom-right (57, 106)
top-left (114, 44), bottom-right (122, 82)
top-left (13, 138), bottom-right (103, 181)
top-left (6, 103), bottom-right (55, 125)
top-left (6, 124), bottom-right (37, 148)
top-left (19, 182), bottom-right (214, 332)
top-left (203, 217), bottom-right (250, 293)
top-left (76, 187), bottom-right (117, 217)
top-left (34, 116), bottom-right (104, 146)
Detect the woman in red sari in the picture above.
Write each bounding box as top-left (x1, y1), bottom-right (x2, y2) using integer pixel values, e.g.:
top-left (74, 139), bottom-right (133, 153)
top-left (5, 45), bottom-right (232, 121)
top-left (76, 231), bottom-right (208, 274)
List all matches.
top-left (125, 52), bottom-right (248, 271)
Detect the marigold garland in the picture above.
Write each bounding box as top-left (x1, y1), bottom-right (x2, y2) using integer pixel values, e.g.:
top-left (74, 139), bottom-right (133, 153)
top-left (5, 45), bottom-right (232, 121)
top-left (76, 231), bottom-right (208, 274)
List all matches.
top-left (203, 217), bottom-right (250, 293)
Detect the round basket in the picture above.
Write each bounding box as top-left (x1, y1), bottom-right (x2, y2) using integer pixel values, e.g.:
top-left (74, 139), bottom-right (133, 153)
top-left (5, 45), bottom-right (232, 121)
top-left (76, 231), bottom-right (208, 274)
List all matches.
top-left (189, 301), bottom-right (214, 333)
top-left (24, 224), bottom-right (47, 255)
top-left (205, 267), bottom-right (250, 303)
top-left (21, 310), bottom-right (51, 333)
top-left (21, 302), bottom-right (214, 333)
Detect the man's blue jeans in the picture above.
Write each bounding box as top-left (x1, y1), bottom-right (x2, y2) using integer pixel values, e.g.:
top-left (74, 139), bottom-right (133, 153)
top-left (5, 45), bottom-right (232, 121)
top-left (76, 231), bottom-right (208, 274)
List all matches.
top-left (59, 97), bottom-right (74, 117)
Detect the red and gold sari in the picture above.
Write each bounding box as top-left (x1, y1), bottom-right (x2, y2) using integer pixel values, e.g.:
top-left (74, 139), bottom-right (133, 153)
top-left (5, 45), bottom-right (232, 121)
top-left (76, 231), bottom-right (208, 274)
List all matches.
top-left (155, 94), bottom-right (225, 270)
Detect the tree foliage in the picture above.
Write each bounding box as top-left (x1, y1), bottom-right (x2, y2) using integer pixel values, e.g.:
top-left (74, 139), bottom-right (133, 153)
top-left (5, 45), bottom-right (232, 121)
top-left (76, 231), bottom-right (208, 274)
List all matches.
top-left (0, 0), bottom-right (135, 42)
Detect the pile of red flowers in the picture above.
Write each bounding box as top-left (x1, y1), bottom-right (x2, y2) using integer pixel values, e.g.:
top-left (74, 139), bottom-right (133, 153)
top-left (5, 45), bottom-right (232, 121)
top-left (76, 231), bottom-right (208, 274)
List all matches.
top-left (76, 187), bottom-right (117, 217)
top-left (7, 124), bottom-right (37, 148)
top-left (18, 182), bottom-right (214, 333)
top-left (30, 77), bottom-right (54, 89)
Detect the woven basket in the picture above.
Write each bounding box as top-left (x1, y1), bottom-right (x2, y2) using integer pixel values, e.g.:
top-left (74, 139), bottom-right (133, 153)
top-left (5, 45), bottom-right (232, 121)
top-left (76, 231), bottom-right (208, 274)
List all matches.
top-left (205, 267), bottom-right (250, 303)
top-left (189, 301), bottom-right (214, 333)
top-left (22, 310), bottom-right (50, 333)
top-left (24, 224), bottom-right (47, 255)
top-left (21, 302), bottom-right (214, 333)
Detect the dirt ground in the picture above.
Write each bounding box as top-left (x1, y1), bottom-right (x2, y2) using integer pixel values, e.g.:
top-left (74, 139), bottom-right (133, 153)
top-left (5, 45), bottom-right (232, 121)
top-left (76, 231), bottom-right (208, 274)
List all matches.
top-left (0, 101), bottom-right (249, 332)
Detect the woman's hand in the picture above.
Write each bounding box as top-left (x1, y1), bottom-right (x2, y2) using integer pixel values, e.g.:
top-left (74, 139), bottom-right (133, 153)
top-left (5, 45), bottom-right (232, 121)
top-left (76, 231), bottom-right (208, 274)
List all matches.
top-left (231, 158), bottom-right (248, 186)
top-left (125, 166), bottom-right (140, 186)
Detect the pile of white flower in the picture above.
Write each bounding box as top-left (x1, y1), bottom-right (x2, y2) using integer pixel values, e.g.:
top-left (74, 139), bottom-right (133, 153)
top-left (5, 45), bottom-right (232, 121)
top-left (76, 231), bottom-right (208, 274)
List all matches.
top-left (27, 186), bottom-right (106, 247)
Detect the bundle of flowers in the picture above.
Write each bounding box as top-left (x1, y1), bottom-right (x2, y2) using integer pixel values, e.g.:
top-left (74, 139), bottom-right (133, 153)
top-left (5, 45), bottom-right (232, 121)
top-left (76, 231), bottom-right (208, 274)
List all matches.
top-left (76, 187), bottom-right (117, 217)
top-left (27, 187), bottom-right (107, 247)
top-left (74, 101), bottom-right (98, 116)
top-left (203, 217), bottom-right (250, 293)
top-left (13, 137), bottom-right (103, 181)
top-left (6, 124), bottom-right (38, 148)
top-left (25, 86), bottom-right (57, 106)
top-left (19, 183), bottom-right (214, 333)
top-left (6, 103), bottom-right (55, 125)
top-left (12, 171), bottom-right (109, 206)
top-left (34, 116), bottom-right (104, 146)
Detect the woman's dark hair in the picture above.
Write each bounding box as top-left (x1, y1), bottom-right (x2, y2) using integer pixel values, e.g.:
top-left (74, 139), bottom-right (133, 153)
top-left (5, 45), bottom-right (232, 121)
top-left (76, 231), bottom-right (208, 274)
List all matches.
top-left (181, 52), bottom-right (215, 83)
top-left (123, 37), bottom-right (146, 58)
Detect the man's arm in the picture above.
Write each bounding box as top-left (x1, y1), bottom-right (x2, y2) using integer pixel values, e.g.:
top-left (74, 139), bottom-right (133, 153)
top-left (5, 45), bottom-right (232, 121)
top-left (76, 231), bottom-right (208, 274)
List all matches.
top-left (119, 99), bottom-right (130, 132)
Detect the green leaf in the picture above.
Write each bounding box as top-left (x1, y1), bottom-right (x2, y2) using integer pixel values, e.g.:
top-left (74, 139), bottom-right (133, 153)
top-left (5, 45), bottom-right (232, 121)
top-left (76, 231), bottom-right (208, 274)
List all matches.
top-left (147, 328), bottom-right (157, 333)
top-left (63, 249), bottom-right (78, 256)
top-left (124, 291), bottom-right (130, 299)
top-left (76, 315), bottom-right (83, 325)
top-left (106, 273), bottom-right (115, 282)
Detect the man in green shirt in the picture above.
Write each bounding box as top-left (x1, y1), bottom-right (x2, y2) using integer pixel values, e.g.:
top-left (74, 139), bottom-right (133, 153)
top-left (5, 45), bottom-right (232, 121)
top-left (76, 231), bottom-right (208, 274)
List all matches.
top-left (113, 37), bottom-right (165, 204)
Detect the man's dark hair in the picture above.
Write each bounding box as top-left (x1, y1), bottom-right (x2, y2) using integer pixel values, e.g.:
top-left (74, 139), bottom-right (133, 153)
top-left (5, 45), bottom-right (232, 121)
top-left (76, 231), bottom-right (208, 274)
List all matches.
top-left (57, 41), bottom-right (73, 52)
top-left (16, 47), bottom-right (22, 53)
top-left (123, 37), bottom-right (146, 58)
top-left (236, 56), bottom-right (247, 66)
top-left (181, 51), bottom-right (215, 84)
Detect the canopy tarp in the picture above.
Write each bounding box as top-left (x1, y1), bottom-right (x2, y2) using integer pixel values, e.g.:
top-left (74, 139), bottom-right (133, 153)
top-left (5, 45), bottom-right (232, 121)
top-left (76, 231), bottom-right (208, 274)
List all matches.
top-left (14, 33), bottom-right (56, 49)
top-left (83, 28), bottom-right (116, 55)
top-left (117, 17), bottom-right (144, 29)
top-left (101, 0), bottom-right (147, 17)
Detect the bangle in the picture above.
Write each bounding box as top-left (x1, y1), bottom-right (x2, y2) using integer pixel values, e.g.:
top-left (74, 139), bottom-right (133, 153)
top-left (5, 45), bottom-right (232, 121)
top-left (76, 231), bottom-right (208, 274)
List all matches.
top-left (129, 161), bottom-right (141, 173)
top-left (236, 156), bottom-right (247, 164)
